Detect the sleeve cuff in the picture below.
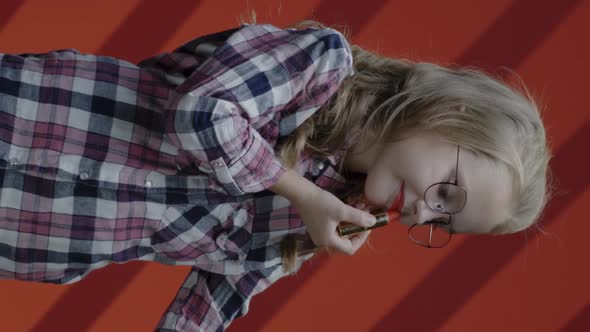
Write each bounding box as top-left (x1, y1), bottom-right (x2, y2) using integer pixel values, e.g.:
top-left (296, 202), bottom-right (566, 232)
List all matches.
top-left (211, 128), bottom-right (287, 195)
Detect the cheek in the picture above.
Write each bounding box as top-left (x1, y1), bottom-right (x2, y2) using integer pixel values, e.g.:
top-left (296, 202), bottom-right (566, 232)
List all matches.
top-left (363, 169), bottom-right (396, 206)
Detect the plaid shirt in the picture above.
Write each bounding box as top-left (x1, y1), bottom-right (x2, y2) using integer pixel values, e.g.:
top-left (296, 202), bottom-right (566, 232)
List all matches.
top-left (0, 24), bottom-right (354, 331)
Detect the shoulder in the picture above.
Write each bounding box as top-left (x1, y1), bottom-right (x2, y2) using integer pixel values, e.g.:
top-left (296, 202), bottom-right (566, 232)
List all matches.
top-left (257, 23), bottom-right (347, 45)
top-left (231, 23), bottom-right (355, 81)
top-left (225, 23), bottom-right (351, 54)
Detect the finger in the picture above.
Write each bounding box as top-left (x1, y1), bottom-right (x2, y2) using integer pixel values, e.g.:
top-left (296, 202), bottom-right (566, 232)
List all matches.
top-left (342, 205), bottom-right (376, 228)
top-left (329, 236), bottom-right (354, 255)
top-left (333, 230), bottom-right (370, 256)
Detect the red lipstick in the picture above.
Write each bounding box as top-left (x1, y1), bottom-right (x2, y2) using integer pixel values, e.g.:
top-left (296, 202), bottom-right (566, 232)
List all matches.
top-left (389, 181), bottom-right (405, 216)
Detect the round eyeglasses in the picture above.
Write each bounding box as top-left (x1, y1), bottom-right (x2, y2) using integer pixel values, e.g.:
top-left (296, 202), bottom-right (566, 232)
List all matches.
top-left (408, 145), bottom-right (466, 248)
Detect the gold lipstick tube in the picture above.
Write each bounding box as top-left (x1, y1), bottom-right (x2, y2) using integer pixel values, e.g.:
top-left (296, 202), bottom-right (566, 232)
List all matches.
top-left (337, 209), bottom-right (396, 237)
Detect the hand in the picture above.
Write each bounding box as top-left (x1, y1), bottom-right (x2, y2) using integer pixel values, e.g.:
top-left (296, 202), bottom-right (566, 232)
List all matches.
top-left (292, 187), bottom-right (377, 255)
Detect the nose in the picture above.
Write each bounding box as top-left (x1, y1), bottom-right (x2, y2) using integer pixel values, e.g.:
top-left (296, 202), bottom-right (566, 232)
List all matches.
top-left (413, 200), bottom-right (446, 225)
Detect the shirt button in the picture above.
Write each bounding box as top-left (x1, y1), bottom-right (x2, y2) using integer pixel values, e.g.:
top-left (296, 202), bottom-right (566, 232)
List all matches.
top-left (317, 161), bottom-right (326, 170)
top-left (9, 158), bottom-right (19, 166)
top-left (211, 161), bottom-right (223, 167)
top-left (145, 180), bottom-right (153, 188)
top-left (79, 171), bottom-right (89, 180)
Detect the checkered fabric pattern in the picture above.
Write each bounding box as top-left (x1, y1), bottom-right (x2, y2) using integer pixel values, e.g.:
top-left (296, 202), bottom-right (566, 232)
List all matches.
top-left (0, 23), bottom-right (354, 331)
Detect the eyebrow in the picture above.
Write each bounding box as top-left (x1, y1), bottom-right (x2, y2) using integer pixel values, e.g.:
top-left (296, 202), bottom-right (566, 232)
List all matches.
top-left (458, 168), bottom-right (469, 197)
top-left (447, 146), bottom-right (470, 233)
top-left (456, 146), bottom-right (468, 192)
top-left (451, 169), bottom-right (469, 234)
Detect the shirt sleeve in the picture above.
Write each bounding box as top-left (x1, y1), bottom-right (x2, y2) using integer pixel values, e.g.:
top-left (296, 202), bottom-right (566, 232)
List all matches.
top-left (158, 24), bottom-right (354, 195)
top-left (155, 266), bottom-right (285, 332)
top-left (137, 27), bottom-right (240, 88)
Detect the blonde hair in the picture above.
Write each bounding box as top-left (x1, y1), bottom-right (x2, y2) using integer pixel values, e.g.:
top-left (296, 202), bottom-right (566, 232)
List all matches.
top-left (239, 15), bottom-right (552, 273)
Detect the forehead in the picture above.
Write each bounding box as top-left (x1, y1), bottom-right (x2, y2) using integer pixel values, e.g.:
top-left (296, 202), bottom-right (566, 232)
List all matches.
top-left (452, 149), bottom-right (513, 234)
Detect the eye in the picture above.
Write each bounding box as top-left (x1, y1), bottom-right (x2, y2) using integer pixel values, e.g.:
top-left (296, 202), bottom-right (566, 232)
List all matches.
top-left (437, 185), bottom-right (449, 200)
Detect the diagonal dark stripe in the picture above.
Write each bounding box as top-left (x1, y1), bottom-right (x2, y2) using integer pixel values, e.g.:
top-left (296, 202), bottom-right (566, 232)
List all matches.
top-left (457, 0), bottom-right (581, 71)
top-left (307, 0), bottom-right (390, 34)
top-left (0, 0), bottom-right (24, 32)
top-left (229, 254), bottom-right (330, 332)
top-left (29, 2), bottom-right (201, 332)
top-left (371, 121), bottom-right (589, 331)
top-left (30, 262), bottom-right (150, 332)
top-left (561, 301), bottom-right (590, 331)
top-left (97, 0), bottom-right (201, 63)
top-left (233, 0), bottom-right (584, 331)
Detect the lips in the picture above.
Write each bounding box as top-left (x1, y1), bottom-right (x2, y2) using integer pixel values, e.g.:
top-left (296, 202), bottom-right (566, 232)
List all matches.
top-left (389, 181), bottom-right (405, 213)
top-left (383, 181), bottom-right (404, 223)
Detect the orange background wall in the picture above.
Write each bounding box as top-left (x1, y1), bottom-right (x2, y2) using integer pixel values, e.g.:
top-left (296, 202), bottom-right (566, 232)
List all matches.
top-left (0, 0), bottom-right (588, 331)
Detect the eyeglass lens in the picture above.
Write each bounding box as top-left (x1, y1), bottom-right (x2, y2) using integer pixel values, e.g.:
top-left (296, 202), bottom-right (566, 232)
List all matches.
top-left (424, 183), bottom-right (466, 214)
top-left (409, 182), bottom-right (466, 247)
top-left (409, 222), bottom-right (452, 248)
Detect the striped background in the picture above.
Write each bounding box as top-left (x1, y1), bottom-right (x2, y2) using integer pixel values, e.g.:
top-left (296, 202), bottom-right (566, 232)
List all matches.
top-left (0, 0), bottom-right (587, 331)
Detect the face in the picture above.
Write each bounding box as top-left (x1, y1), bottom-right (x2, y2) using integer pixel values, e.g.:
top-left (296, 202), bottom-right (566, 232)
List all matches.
top-left (362, 133), bottom-right (513, 234)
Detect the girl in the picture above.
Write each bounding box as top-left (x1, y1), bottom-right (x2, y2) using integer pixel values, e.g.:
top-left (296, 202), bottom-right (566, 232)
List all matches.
top-left (0, 19), bottom-right (550, 332)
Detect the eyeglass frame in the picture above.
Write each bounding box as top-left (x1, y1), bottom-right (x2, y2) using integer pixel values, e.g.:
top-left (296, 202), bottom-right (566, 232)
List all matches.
top-left (408, 144), bottom-right (466, 248)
